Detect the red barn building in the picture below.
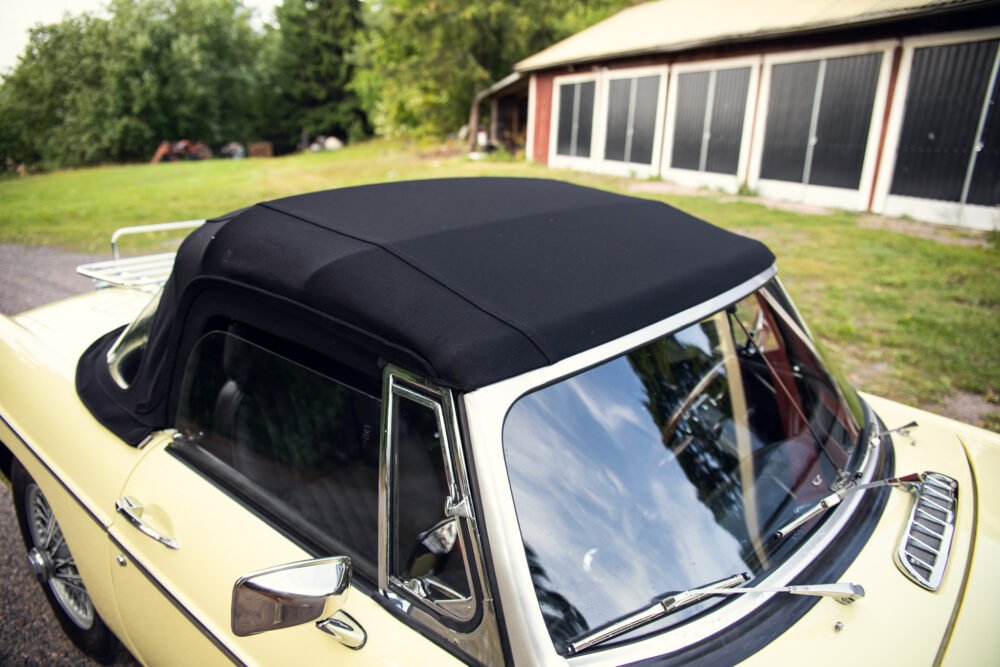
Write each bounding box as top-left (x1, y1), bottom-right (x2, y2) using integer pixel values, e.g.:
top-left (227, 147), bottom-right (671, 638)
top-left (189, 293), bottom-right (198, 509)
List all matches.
top-left (482, 0), bottom-right (1000, 228)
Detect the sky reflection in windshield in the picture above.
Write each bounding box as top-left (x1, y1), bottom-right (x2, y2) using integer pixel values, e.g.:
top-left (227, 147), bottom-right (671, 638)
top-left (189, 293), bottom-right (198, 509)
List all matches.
top-left (503, 333), bottom-right (750, 647)
top-left (502, 290), bottom-right (858, 652)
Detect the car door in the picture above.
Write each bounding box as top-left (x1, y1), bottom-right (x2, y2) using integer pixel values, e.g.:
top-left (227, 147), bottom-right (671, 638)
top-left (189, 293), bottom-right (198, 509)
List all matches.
top-left (106, 326), bottom-right (494, 665)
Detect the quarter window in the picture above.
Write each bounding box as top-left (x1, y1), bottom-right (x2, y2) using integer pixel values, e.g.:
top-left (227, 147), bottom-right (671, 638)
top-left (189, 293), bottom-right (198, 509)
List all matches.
top-left (107, 287), bottom-right (163, 389)
top-left (385, 375), bottom-right (475, 621)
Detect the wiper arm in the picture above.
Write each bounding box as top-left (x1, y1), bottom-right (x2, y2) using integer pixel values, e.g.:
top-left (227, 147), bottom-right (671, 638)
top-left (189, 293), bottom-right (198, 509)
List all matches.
top-left (567, 572), bottom-right (865, 655)
top-left (686, 582), bottom-right (864, 605)
top-left (773, 472), bottom-right (923, 540)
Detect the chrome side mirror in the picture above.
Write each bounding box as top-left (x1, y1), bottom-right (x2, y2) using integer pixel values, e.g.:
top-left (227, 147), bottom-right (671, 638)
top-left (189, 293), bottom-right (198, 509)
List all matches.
top-left (231, 556), bottom-right (351, 637)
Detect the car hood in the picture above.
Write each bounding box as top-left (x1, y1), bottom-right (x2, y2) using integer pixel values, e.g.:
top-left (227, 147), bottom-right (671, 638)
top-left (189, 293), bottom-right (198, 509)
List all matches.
top-left (741, 393), bottom-right (999, 666)
top-left (8, 287), bottom-right (152, 370)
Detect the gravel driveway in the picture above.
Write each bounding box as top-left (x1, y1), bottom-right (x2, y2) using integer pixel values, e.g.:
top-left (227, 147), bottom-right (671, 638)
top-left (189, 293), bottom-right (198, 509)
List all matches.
top-left (0, 244), bottom-right (137, 666)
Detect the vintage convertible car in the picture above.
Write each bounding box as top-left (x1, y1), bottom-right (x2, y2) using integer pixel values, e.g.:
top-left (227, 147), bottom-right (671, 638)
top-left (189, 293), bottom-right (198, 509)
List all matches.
top-left (0, 178), bottom-right (997, 666)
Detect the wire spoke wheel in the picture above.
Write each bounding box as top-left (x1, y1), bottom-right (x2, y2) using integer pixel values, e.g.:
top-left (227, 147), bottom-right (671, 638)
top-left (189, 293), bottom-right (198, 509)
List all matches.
top-left (24, 483), bottom-right (95, 630)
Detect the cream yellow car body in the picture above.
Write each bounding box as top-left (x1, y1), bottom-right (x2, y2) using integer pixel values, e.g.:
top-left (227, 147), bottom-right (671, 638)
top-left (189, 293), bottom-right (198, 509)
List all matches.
top-left (0, 194), bottom-right (1000, 667)
top-left (1, 282), bottom-right (998, 665)
top-left (744, 393), bottom-right (1000, 667)
top-left (0, 287), bottom-right (461, 665)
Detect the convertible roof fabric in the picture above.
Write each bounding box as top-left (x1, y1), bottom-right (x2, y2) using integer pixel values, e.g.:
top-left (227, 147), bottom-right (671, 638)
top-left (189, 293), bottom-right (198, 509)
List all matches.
top-left (77, 178), bottom-right (774, 443)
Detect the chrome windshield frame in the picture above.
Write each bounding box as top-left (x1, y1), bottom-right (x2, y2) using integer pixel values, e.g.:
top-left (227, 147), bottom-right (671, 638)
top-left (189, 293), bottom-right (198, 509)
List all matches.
top-left (462, 265), bottom-right (884, 666)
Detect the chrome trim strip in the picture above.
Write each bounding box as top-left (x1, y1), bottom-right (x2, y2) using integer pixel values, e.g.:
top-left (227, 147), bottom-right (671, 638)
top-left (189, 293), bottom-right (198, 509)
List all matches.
top-left (0, 414), bottom-right (243, 664)
top-left (0, 412), bottom-right (107, 529)
top-left (109, 535), bottom-right (246, 666)
top-left (478, 266), bottom-right (776, 402)
top-left (933, 439), bottom-right (979, 664)
top-left (462, 266), bottom-right (888, 666)
top-left (895, 472), bottom-right (958, 591)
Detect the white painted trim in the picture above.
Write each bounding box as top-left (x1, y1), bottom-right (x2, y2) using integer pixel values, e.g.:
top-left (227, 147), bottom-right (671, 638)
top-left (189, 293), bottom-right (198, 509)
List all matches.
top-left (755, 178), bottom-right (872, 210)
top-left (463, 268), bottom-right (774, 667)
top-left (547, 65), bottom-right (670, 178)
top-left (660, 55), bottom-right (762, 193)
top-left (896, 26), bottom-right (1000, 51)
top-left (881, 195), bottom-right (1000, 230)
top-left (592, 65), bottom-right (670, 178)
top-left (747, 39), bottom-right (896, 210)
top-left (462, 266), bottom-right (887, 666)
top-left (525, 74), bottom-right (537, 162)
top-left (763, 39), bottom-right (898, 66)
top-left (547, 71), bottom-right (603, 171)
top-left (871, 28), bottom-right (1000, 219)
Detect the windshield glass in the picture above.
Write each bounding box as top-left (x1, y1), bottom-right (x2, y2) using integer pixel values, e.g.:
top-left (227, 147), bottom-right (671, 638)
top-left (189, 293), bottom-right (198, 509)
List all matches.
top-left (501, 281), bottom-right (862, 653)
top-left (106, 287), bottom-right (163, 389)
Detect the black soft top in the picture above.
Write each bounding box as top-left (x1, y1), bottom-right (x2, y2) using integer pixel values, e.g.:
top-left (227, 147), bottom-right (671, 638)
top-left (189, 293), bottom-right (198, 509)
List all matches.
top-left (78, 178), bottom-right (774, 443)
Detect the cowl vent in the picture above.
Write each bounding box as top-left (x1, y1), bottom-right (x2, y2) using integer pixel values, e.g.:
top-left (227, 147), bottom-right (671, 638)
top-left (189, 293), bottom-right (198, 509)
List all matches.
top-left (895, 472), bottom-right (958, 591)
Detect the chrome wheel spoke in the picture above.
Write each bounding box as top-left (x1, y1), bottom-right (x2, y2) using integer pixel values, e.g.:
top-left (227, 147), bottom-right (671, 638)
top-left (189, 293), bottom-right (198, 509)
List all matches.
top-left (47, 531), bottom-right (65, 556)
top-left (24, 484), bottom-right (95, 630)
top-left (54, 578), bottom-right (89, 596)
top-left (55, 571), bottom-right (84, 585)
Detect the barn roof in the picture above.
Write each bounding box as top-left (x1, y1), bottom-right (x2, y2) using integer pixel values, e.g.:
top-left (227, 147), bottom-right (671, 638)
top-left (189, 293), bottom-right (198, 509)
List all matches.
top-left (515, 0), bottom-right (985, 72)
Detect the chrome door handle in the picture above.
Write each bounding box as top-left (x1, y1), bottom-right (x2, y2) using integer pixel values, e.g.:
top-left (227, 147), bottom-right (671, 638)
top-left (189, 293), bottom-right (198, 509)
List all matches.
top-left (115, 496), bottom-right (179, 549)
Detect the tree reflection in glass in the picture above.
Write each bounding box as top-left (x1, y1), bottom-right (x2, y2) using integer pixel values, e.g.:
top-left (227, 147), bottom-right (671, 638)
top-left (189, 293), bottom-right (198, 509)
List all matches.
top-left (503, 283), bottom-right (860, 653)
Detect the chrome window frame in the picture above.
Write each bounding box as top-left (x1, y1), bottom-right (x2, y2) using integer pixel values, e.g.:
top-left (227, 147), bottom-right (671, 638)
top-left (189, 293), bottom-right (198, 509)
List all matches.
top-left (378, 366), bottom-right (504, 665)
top-left (463, 265), bottom-right (884, 666)
top-left (106, 286), bottom-right (164, 389)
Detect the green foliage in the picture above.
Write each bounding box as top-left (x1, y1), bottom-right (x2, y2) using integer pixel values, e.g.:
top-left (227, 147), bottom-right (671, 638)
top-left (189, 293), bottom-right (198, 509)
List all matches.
top-left (263, 0), bottom-right (369, 151)
top-left (1, 0), bottom-right (637, 164)
top-left (0, 0), bottom-right (262, 169)
top-left (0, 15), bottom-right (111, 168)
top-left (1, 141), bottom-right (997, 427)
top-left (352, 0), bottom-right (637, 137)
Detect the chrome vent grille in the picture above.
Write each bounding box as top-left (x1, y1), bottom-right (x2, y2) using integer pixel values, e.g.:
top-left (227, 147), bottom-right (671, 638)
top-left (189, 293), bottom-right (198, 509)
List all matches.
top-left (895, 472), bottom-right (958, 591)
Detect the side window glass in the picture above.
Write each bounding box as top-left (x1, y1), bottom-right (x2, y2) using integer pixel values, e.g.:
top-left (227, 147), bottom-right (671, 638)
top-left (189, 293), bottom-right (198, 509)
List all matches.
top-left (387, 378), bottom-right (474, 620)
top-left (174, 330), bottom-right (382, 579)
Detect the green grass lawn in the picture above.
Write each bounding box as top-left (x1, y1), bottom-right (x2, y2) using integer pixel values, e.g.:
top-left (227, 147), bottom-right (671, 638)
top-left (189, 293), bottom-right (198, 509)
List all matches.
top-left (1, 140), bottom-right (998, 429)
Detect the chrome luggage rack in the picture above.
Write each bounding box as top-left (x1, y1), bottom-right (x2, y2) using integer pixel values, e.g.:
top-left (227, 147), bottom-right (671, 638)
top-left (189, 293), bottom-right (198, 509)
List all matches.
top-left (76, 220), bottom-right (204, 290)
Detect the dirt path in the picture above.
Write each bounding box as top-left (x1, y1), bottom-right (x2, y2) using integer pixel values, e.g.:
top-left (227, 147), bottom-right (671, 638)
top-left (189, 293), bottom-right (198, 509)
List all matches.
top-left (0, 244), bottom-right (103, 316)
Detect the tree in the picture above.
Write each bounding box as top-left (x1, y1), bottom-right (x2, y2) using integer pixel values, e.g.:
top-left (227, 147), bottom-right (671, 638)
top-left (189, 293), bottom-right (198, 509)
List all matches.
top-left (0, 15), bottom-right (111, 168)
top-left (0, 0), bottom-right (263, 170)
top-left (265, 0), bottom-right (369, 150)
top-left (352, 0), bottom-right (638, 138)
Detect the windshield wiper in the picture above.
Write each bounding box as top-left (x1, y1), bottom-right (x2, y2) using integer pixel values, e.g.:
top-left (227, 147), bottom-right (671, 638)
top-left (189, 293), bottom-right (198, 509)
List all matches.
top-left (773, 472), bottom-right (923, 540)
top-left (568, 572), bottom-right (864, 655)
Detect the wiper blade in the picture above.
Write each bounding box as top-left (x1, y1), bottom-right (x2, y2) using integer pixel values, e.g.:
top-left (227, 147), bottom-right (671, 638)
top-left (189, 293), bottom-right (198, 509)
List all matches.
top-left (568, 573), bottom-right (749, 655)
top-left (773, 472), bottom-right (923, 540)
top-left (568, 572), bottom-right (865, 655)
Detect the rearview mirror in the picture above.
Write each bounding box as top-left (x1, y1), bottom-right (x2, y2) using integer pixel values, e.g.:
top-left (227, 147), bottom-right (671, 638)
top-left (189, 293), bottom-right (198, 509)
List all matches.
top-left (231, 556), bottom-right (351, 636)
